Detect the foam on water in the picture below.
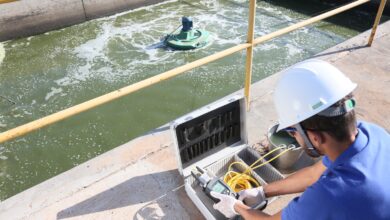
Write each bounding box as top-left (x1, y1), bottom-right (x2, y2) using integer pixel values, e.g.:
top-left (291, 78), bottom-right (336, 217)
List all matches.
top-left (285, 43), bottom-right (302, 56)
top-left (55, 0), bottom-right (249, 89)
top-left (259, 43), bottom-right (278, 50)
top-left (0, 43), bottom-right (5, 66)
top-left (45, 87), bottom-right (64, 101)
top-left (261, 6), bottom-right (278, 13)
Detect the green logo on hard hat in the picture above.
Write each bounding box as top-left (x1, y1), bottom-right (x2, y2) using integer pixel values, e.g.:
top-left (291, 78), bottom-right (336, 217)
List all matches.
top-left (346, 99), bottom-right (354, 108)
top-left (312, 101), bottom-right (324, 110)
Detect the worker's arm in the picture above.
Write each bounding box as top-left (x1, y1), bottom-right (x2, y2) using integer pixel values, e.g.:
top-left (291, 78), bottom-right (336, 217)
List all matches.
top-left (264, 160), bottom-right (326, 197)
top-left (212, 160), bottom-right (326, 219)
top-left (235, 202), bottom-right (282, 220)
top-left (232, 160), bottom-right (325, 220)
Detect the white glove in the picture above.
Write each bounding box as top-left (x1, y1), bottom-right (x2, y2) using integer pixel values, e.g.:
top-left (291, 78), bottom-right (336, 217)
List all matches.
top-left (238, 186), bottom-right (266, 207)
top-left (210, 191), bottom-right (241, 218)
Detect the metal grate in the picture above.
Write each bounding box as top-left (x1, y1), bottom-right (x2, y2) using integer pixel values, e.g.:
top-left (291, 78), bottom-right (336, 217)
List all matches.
top-left (176, 100), bottom-right (242, 164)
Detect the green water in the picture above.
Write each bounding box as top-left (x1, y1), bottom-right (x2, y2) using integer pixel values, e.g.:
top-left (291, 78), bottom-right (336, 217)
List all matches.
top-left (269, 131), bottom-right (298, 148)
top-left (0, 0), bottom-right (385, 200)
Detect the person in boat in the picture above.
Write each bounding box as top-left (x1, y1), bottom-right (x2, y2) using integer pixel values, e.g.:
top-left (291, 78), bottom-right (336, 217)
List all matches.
top-left (211, 59), bottom-right (390, 220)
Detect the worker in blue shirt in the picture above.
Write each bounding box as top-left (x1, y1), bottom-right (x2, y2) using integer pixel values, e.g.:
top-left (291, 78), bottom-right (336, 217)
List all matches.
top-left (211, 59), bottom-right (390, 219)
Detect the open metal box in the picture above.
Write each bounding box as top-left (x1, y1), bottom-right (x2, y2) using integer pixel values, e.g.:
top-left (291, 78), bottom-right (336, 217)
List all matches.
top-left (170, 95), bottom-right (284, 219)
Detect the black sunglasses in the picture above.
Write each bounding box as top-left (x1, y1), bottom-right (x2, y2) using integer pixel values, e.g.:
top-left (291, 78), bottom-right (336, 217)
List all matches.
top-left (283, 126), bottom-right (325, 137)
top-left (283, 127), bottom-right (297, 137)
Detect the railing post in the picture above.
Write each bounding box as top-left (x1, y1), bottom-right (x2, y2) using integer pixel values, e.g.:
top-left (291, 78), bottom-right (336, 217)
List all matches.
top-left (368, 0), bottom-right (387, 46)
top-left (244, 0), bottom-right (256, 110)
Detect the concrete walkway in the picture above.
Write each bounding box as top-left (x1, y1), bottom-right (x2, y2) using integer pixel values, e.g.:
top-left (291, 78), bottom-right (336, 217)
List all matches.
top-left (1, 20), bottom-right (389, 220)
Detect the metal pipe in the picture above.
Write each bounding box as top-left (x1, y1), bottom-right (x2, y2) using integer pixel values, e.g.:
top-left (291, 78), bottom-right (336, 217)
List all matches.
top-left (368, 0), bottom-right (387, 46)
top-left (244, 0), bottom-right (256, 110)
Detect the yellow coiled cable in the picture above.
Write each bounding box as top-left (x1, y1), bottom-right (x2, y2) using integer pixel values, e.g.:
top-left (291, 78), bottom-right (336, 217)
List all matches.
top-left (223, 146), bottom-right (291, 192)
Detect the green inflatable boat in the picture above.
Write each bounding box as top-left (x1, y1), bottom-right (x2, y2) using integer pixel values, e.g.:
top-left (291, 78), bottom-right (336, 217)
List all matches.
top-left (165, 17), bottom-right (210, 50)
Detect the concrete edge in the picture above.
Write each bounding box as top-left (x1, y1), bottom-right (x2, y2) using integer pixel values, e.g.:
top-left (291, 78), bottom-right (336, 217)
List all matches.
top-left (0, 128), bottom-right (173, 218)
top-left (0, 0), bottom-right (169, 41)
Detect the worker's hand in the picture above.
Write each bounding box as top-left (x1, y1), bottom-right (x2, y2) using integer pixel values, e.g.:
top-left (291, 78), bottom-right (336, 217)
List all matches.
top-left (238, 186), bottom-right (266, 207)
top-left (210, 191), bottom-right (241, 218)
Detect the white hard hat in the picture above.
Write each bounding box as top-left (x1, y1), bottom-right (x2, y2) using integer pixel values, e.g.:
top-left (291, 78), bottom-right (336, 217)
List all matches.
top-left (274, 59), bottom-right (357, 132)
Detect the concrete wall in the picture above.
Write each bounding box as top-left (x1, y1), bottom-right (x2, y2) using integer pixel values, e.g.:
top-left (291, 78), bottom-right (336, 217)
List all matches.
top-left (0, 0), bottom-right (167, 41)
top-left (83, 0), bottom-right (166, 19)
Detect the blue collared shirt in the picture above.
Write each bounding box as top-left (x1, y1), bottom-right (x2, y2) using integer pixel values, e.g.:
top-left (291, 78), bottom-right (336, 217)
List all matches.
top-left (282, 121), bottom-right (390, 220)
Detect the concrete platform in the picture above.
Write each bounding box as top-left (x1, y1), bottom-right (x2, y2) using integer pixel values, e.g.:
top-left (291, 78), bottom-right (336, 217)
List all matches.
top-left (0, 20), bottom-right (389, 220)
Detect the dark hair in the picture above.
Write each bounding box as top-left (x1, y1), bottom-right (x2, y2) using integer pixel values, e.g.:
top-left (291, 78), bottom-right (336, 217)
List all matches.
top-left (300, 93), bottom-right (357, 142)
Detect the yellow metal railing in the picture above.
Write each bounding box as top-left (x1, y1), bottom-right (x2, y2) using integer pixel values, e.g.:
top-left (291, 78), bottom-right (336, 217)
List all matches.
top-left (0, 0), bottom-right (18, 4)
top-left (369, 0), bottom-right (388, 45)
top-left (0, 0), bottom-right (386, 144)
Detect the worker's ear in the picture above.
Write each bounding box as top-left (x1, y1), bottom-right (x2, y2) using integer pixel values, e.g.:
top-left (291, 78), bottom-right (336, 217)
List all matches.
top-left (307, 131), bottom-right (325, 147)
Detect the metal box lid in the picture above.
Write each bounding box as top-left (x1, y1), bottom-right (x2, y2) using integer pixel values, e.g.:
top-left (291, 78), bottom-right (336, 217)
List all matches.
top-left (170, 95), bottom-right (248, 177)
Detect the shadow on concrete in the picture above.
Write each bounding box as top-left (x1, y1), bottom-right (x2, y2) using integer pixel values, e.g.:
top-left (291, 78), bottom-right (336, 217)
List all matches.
top-left (144, 124), bottom-right (170, 135)
top-left (312, 44), bottom-right (368, 58)
top-left (133, 186), bottom-right (202, 220)
top-left (56, 169), bottom-right (185, 219)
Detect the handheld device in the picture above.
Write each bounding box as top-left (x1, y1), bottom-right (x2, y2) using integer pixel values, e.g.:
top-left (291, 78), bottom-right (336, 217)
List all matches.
top-left (191, 166), bottom-right (268, 210)
top-left (191, 166), bottom-right (237, 202)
